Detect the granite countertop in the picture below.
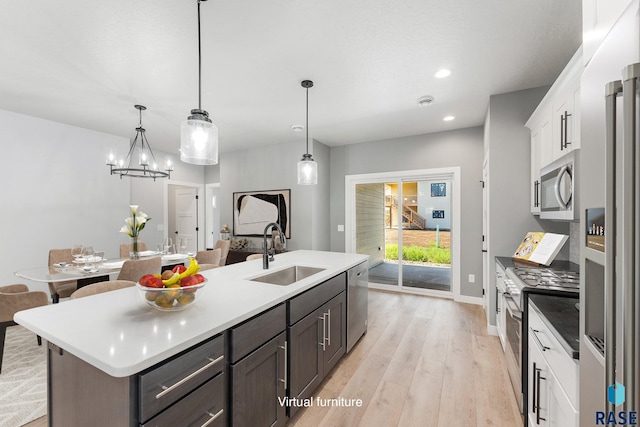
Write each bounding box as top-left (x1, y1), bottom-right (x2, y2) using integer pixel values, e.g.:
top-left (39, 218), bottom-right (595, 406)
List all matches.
top-left (495, 256), bottom-right (579, 273)
top-left (528, 293), bottom-right (580, 359)
top-left (15, 250), bottom-right (368, 377)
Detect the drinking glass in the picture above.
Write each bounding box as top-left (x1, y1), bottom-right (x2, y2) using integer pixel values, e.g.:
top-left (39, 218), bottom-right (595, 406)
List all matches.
top-left (93, 251), bottom-right (104, 269)
top-left (164, 238), bottom-right (173, 254)
top-left (81, 246), bottom-right (94, 264)
top-left (71, 245), bottom-right (83, 261)
top-left (178, 238), bottom-right (187, 254)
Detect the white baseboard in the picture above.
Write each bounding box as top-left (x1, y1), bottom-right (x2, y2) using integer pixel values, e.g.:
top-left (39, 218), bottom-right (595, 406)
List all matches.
top-left (454, 295), bottom-right (484, 305)
top-left (486, 325), bottom-right (498, 336)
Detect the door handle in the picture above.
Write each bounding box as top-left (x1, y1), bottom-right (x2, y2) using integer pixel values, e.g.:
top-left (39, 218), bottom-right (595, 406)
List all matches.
top-left (563, 111), bottom-right (572, 149)
top-left (318, 315), bottom-right (326, 351)
top-left (536, 367), bottom-right (546, 424)
top-left (553, 164), bottom-right (572, 208)
top-left (278, 341), bottom-right (287, 387)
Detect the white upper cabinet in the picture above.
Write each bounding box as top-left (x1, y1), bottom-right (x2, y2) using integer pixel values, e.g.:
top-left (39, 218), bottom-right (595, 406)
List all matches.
top-left (526, 48), bottom-right (583, 215)
top-left (583, 0), bottom-right (634, 65)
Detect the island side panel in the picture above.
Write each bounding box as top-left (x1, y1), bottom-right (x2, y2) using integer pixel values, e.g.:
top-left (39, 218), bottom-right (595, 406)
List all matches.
top-left (48, 343), bottom-right (137, 426)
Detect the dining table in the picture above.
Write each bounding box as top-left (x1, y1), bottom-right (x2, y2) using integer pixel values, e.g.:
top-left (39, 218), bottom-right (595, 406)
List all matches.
top-left (14, 252), bottom-right (191, 289)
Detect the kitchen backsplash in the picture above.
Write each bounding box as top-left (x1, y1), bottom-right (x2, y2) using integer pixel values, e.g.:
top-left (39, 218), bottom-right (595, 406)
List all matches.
top-left (569, 221), bottom-right (580, 264)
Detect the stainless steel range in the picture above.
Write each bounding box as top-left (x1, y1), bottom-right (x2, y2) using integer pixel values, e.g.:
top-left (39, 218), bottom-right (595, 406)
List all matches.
top-left (507, 266), bottom-right (579, 310)
top-left (501, 264), bottom-right (580, 414)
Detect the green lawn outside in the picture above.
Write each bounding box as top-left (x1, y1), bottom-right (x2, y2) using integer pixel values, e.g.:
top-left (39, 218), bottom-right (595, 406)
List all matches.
top-left (385, 243), bottom-right (451, 265)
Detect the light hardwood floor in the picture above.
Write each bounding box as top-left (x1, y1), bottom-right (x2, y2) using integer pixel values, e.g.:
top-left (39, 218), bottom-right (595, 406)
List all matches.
top-left (25, 289), bottom-right (521, 427)
top-left (288, 290), bottom-right (522, 427)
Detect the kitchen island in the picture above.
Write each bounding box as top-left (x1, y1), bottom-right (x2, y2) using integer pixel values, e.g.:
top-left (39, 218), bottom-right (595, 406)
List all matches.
top-left (15, 250), bottom-right (369, 427)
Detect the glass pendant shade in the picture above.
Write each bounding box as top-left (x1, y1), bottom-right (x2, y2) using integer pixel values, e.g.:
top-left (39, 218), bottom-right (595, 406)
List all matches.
top-left (297, 154), bottom-right (318, 185)
top-left (180, 111), bottom-right (218, 165)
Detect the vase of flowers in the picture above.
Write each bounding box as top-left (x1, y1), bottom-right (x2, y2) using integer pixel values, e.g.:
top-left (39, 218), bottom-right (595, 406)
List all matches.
top-left (120, 205), bottom-right (151, 259)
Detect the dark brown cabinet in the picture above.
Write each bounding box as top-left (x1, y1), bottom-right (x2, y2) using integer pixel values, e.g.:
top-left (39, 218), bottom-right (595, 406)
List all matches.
top-left (288, 289), bottom-right (346, 418)
top-left (231, 332), bottom-right (287, 427)
top-left (229, 304), bottom-right (287, 427)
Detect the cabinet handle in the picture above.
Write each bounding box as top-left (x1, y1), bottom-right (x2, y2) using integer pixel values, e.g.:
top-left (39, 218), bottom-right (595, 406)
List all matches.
top-left (530, 328), bottom-right (551, 352)
top-left (536, 368), bottom-right (546, 424)
top-left (156, 355), bottom-right (224, 400)
top-left (532, 363), bottom-right (538, 415)
top-left (326, 309), bottom-right (331, 346)
top-left (278, 340), bottom-right (287, 387)
top-left (319, 315), bottom-right (326, 351)
top-left (201, 408), bottom-right (224, 427)
top-left (560, 113), bottom-right (565, 150)
top-left (534, 180), bottom-right (540, 207)
top-left (564, 111), bottom-right (572, 149)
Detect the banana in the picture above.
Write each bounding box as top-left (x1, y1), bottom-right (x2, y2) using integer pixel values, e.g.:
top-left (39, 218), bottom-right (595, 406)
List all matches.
top-left (179, 257), bottom-right (199, 279)
top-left (162, 272), bottom-right (181, 286)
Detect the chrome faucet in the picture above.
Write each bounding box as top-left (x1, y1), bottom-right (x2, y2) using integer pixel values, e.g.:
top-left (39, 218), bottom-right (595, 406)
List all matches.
top-left (263, 222), bottom-right (286, 269)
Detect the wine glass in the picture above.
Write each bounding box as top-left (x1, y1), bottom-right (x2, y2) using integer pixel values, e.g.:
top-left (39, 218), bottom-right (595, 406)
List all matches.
top-left (71, 245), bottom-right (83, 261)
top-left (178, 238), bottom-right (187, 254)
top-left (81, 245), bottom-right (94, 264)
top-left (163, 238), bottom-right (173, 254)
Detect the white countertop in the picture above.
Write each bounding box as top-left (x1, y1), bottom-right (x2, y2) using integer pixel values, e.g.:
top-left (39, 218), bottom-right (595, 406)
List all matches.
top-left (14, 250), bottom-right (368, 377)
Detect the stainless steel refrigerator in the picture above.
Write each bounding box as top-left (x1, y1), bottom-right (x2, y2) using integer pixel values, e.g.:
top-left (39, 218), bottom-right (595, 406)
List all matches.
top-left (580, 0), bottom-right (640, 422)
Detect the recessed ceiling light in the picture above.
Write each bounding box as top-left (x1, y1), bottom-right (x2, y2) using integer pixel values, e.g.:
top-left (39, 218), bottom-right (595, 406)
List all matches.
top-left (417, 95), bottom-right (435, 106)
top-left (291, 125), bottom-right (304, 132)
top-left (443, 116), bottom-right (455, 121)
top-left (435, 69), bottom-right (452, 79)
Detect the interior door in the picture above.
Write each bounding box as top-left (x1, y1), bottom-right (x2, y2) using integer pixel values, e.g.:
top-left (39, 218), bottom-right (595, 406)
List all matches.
top-left (175, 187), bottom-right (198, 252)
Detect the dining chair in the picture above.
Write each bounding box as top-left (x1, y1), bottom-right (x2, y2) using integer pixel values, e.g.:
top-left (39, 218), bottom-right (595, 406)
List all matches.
top-left (196, 249), bottom-right (222, 266)
top-left (246, 253), bottom-right (263, 261)
top-left (48, 248), bottom-right (77, 303)
top-left (117, 257), bottom-right (161, 283)
top-left (70, 280), bottom-right (135, 300)
top-left (0, 284), bottom-right (48, 373)
top-left (213, 240), bottom-right (231, 266)
top-left (197, 248), bottom-right (222, 272)
top-left (119, 242), bottom-right (148, 259)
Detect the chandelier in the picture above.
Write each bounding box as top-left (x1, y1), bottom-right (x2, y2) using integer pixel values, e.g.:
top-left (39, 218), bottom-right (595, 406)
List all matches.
top-left (180, 0), bottom-right (218, 165)
top-left (107, 105), bottom-right (172, 181)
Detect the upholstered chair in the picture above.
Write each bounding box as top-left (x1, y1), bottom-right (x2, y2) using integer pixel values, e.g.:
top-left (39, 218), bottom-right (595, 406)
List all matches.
top-left (48, 248), bottom-right (77, 303)
top-left (197, 249), bottom-right (222, 272)
top-left (119, 242), bottom-right (148, 259)
top-left (70, 280), bottom-right (135, 300)
top-left (0, 284), bottom-right (48, 373)
top-left (213, 240), bottom-right (231, 266)
top-left (117, 257), bottom-right (161, 283)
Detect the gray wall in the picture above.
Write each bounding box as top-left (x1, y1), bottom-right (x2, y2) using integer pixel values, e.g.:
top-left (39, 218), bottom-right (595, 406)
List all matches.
top-left (329, 127), bottom-right (485, 298)
top-left (484, 86), bottom-right (570, 326)
top-left (218, 139), bottom-right (331, 251)
top-left (0, 109), bottom-right (131, 294)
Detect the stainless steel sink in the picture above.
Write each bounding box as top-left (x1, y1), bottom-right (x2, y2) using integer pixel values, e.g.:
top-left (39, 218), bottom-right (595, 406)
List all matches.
top-left (250, 265), bottom-right (325, 286)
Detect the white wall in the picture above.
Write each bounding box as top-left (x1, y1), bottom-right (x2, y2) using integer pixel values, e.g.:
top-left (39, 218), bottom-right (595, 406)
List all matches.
top-left (0, 109), bottom-right (130, 294)
top-left (329, 127), bottom-right (485, 298)
top-left (218, 139), bottom-right (331, 251)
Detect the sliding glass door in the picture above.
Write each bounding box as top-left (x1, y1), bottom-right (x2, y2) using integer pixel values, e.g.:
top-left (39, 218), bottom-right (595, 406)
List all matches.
top-left (351, 173), bottom-right (453, 295)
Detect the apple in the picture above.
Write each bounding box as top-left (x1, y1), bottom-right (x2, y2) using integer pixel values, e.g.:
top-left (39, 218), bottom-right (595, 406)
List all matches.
top-left (181, 275), bottom-right (199, 288)
top-left (139, 274), bottom-right (156, 287)
top-left (172, 264), bottom-right (187, 274)
top-left (192, 274), bottom-right (206, 284)
top-left (145, 277), bottom-right (164, 288)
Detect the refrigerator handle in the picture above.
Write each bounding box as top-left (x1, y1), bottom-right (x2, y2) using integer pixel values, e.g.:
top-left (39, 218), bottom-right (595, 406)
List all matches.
top-left (604, 79), bottom-right (622, 414)
top-left (622, 63), bottom-right (640, 413)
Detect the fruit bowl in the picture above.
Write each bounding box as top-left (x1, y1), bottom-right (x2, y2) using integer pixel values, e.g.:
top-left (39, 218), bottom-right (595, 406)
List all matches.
top-left (136, 280), bottom-right (207, 311)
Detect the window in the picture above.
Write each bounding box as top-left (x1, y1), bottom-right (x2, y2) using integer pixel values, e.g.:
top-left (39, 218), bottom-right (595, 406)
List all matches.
top-left (431, 183), bottom-right (446, 197)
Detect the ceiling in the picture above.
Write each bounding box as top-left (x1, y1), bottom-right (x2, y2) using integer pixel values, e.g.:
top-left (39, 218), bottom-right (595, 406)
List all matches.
top-left (0, 0), bottom-right (582, 157)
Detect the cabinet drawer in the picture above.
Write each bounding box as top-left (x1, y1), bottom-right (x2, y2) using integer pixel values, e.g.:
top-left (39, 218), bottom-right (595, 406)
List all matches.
top-left (230, 303), bottom-right (286, 363)
top-left (142, 372), bottom-right (225, 427)
top-left (528, 304), bottom-right (578, 409)
top-left (289, 273), bottom-right (346, 325)
top-left (139, 334), bottom-right (225, 423)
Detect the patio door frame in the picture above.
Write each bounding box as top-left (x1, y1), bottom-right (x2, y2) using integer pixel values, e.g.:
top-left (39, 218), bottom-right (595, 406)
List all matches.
top-left (345, 167), bottom-right (461, 301)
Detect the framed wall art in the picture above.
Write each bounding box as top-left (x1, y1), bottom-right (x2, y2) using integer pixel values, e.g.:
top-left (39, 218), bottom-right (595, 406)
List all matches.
top-left (232, 189), bottom-right (291, 238)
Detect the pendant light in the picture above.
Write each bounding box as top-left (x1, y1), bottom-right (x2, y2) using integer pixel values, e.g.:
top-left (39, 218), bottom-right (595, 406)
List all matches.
top-left (297, 80), bottom-right (318, 185)
top-left (180, 0), bottom-right (218, 165)
top-left (107, 105), bottom-right (172, 181)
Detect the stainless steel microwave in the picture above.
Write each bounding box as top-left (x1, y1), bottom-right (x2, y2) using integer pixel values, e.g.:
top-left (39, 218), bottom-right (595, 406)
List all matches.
top-left (539, 150), bottom-right (578, 220)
